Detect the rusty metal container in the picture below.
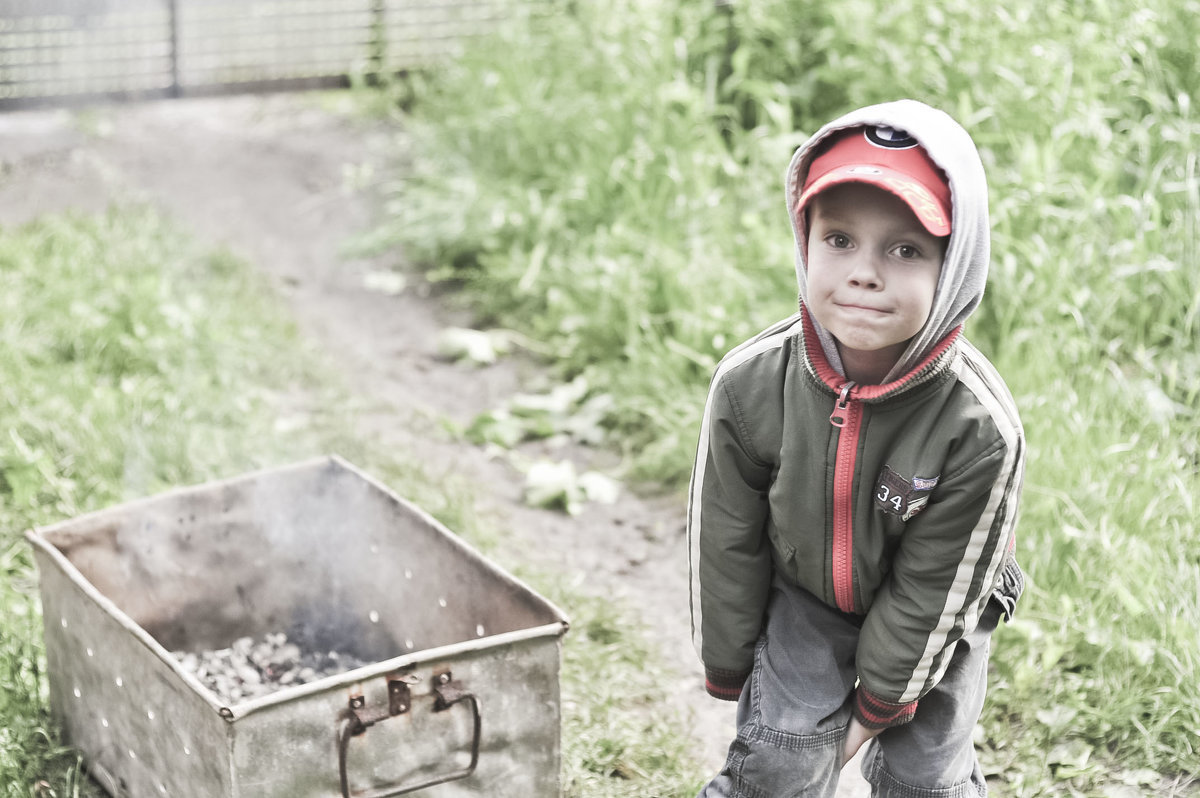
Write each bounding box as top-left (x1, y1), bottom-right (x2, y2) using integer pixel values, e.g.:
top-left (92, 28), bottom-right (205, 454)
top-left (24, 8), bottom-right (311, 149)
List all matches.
top-left (25, 456), bottom-right (570, 797)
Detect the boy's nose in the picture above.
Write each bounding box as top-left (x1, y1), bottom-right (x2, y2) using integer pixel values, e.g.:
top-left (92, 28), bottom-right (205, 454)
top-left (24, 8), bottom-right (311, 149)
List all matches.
top-left (846, 255), bottom-right (883, 289)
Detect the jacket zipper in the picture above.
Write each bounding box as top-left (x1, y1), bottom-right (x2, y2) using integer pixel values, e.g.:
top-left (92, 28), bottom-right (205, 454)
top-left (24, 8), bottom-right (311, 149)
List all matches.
top-left (829, 382), bottom-right (861, 613)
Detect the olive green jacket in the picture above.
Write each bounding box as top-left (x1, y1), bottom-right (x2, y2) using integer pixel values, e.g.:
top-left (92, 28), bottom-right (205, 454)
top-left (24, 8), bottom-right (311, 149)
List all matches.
top-left (687, 309), bottom-right (1024, 728)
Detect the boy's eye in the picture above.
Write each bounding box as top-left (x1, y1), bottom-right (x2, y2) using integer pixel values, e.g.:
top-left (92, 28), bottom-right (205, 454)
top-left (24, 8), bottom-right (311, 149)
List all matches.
top-left (827, 233), bottom-right (851, 248)
top-left (895, 244), bottom-right (920, 259)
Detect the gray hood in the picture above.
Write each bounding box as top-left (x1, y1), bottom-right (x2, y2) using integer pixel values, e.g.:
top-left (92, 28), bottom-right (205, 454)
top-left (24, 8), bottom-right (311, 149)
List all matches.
top-left (785, 99), bottom-right (991, 383)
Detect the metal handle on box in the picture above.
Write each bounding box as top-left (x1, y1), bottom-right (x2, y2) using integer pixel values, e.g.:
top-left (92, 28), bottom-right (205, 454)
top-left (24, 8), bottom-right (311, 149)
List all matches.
top-left (337, 672), bottom-right (482, 798)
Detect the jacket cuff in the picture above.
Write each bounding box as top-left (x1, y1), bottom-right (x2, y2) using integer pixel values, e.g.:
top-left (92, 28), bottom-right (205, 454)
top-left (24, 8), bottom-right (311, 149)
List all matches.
top-left (853, 686), bottom-right (918, 729)
top-left (704, 667), bottom-right (750, 701)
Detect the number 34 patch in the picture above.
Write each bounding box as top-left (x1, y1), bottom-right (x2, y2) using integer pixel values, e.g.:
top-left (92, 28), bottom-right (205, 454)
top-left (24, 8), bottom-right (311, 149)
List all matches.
top-left (875, 465), bottom-right (939, 522)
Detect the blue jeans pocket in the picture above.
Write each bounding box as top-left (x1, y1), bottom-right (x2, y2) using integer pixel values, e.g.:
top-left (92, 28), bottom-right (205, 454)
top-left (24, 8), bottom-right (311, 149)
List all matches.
top-left (733, 727), bottom-right (842, 798)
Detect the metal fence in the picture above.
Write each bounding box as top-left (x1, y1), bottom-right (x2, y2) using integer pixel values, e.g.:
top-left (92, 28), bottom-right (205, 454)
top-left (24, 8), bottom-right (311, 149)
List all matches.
top-left (0, 0), bottom-right (549, 108)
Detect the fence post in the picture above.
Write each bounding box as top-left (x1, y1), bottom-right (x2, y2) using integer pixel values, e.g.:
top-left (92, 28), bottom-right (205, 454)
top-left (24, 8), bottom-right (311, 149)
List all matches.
top-left (369, 0), bottom-right (386, 85)
top-left (168, 0), bottom-right (180, 97)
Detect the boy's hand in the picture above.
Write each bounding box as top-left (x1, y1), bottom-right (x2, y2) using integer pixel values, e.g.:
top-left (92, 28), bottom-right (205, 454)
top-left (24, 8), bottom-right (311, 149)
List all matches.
top-left (841, 718), bottom-right (883, 767)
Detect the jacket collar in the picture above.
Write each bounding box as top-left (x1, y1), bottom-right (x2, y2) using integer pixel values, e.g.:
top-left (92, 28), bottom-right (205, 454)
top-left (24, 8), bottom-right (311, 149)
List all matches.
top-left (800, 306), bottom-right (961, 401)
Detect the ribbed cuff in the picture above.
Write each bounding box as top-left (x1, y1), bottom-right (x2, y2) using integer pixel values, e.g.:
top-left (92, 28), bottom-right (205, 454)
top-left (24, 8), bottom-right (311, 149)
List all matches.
top-left (704, 667), bottom-right (750, 701)
top-left (853, 686), bottom-right (918, 729)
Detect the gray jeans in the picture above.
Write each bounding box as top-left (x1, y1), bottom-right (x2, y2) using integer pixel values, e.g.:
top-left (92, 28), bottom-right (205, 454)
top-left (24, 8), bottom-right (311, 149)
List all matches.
top-left (698, 565), bottom-right (1020, 798)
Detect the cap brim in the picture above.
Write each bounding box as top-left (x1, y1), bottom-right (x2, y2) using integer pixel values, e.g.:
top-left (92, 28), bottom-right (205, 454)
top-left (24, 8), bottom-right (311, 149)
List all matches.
top-left (797, 165), bottom-right (951, 237)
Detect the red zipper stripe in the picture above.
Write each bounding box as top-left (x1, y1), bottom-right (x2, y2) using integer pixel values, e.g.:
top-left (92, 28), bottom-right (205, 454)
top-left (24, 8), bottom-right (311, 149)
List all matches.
top-left (831, 383), bottom-right (861, 613)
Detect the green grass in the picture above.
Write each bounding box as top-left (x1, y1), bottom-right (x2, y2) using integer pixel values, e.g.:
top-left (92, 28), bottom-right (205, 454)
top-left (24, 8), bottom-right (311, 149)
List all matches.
top-left (556, 594), bottom-right (705, 797)
top-left (0, 207), bottom-right (354, 797)
top-left (0, 207), bottom-right (705, 797)
top-left (368, 0), bottom-right (1200, 794)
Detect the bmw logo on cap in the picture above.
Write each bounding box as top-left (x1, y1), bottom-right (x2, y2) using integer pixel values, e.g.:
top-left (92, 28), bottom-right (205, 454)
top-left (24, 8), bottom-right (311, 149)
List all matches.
top-left (865, 126), bottom-right (918, 149)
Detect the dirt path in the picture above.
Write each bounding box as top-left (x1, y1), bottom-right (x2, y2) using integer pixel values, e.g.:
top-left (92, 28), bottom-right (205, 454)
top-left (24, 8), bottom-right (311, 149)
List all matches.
top-left (0, 92), bottom-right (870, 796)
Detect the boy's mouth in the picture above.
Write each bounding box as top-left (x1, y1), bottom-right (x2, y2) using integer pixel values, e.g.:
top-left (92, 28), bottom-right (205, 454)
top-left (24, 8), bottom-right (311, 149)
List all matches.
top-left (836, 301), bottom-right (890, 315)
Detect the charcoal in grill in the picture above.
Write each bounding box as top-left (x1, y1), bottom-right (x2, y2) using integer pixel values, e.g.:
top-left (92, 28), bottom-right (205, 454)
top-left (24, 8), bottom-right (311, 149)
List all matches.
top-left (174, 632), bottom-right (371, 704)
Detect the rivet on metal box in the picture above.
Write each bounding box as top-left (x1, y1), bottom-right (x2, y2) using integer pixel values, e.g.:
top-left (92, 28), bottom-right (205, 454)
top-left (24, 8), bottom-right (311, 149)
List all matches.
top-left (25, 456), bottom-right (570, 797)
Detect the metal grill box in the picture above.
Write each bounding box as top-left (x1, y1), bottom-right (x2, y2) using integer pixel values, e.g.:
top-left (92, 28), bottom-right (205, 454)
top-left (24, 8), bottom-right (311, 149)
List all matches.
top-left (26, 456), bottom-right (569, 797)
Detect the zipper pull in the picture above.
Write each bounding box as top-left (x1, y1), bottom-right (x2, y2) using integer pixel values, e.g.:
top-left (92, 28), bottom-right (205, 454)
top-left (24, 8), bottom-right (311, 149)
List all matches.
top-left (830, 383), bottom-right (854, 428)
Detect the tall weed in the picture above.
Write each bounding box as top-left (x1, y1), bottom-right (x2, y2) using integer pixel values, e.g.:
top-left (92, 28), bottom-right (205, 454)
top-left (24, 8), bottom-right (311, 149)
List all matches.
top-left (375, 0), bottom-right (803, 483)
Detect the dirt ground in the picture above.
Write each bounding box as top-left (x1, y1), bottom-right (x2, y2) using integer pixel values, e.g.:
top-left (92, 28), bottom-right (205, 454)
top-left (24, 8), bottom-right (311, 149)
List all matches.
top-left (0, 92), bottom-right (870, 796)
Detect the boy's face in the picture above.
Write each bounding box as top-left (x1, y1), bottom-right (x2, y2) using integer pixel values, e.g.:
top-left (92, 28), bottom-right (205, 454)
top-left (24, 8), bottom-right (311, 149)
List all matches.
top-left (805, 183), bottom-right (947, 382)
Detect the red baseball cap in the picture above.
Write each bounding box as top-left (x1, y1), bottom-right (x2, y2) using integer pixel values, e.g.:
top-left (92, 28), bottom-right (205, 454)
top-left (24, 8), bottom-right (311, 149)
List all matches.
top-left (796, 126), bottom-right (952, 236)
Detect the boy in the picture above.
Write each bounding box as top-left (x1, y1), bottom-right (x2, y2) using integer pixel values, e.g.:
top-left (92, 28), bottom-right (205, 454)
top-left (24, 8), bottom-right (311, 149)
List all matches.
top-left (688, 99), bottom-right (1025, 797)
